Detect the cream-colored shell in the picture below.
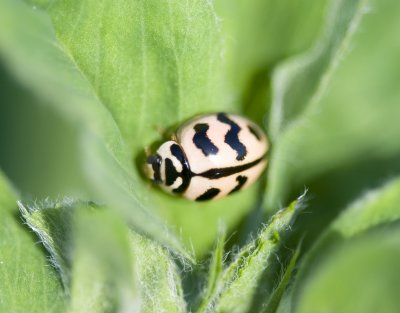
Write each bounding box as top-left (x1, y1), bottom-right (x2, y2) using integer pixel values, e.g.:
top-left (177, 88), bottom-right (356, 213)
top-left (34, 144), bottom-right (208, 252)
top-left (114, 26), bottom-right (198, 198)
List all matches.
top-left (177, 113), bottom-right (269, 200)
top-left (184, 159), bottom-right (267, 200)
top-left (146, 113), bottom-right (269, 201)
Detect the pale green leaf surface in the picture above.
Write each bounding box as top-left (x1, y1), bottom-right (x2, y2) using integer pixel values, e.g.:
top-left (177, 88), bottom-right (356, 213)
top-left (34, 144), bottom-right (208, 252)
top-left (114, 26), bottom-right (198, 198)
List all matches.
top-left (69, 207), bottom-right (141, 313)
top-left (0, 0), bottom-right (261, 257)
top-left (295, 227), bottom-right (400, 313)
top-left (20, 200), bottom-right (187, 313)
top-left (0, 172), bottom-right (67, 313)
top-left (266, 0), bottom-right (400, 210)
top-left (48, 0), bottom-right (229, 153)
top-left (131, 233), bottom-right (187, 313)
top-left (200, 198), bottom-right (300, 313)
top-left (292, 177), bottom-right (400, 312)
top-left (47, 0), bottom-right (260, 257)
top-left (0, 0), bottom-right (194, 258)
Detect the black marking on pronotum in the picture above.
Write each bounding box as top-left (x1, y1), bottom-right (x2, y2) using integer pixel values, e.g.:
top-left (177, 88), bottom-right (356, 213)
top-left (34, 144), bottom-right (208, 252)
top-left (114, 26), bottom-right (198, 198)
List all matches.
top-left (170, 144), bottom-right (191, 193)
top-left (229, 175), bottom-right (248, 194)
top-left (217, 113), bottom-right (247, 161)
top-left (193, 123), bottom-right (219, 156)
top-left (146, 154), bottom-right (162, 184)
top-left (195, 156), bottom-right (264, 179)
top-left (196, 188), bottom-right (220, 201)
top-left (248, 124), bottom-right (262, 141)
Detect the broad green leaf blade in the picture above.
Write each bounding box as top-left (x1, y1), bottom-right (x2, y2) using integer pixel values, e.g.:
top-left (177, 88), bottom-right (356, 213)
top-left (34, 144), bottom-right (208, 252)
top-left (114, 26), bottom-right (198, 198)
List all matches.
top-left (295, 227), bottom-right (400, 313)
top-left (0, 172), bottom-right (67, 313)
top-left (200, 198), bottom-right (301, 313)
top-left (268, 0), bottom-right (367, 139)
top-left (292, 177), bottom-right (400, 312)
top-left (266, 0), bottom-right (400, 210)
top-left (49, 0), bottom-right (229, 153)
top-left (214, 0), bottom-right (328, 124)
top-left (0, 0), bottom-right (127, 165)
top-left (69, 207), bottom-right (141, 313)
top-left (0, 0), bottom-right (192, 258)
top-left (20, 200), bottom-right (187, 313)
top-left (0, 0), bottom-right (257, 257)
top-left (266, 0), bottom-right (367, 209)
top-left (46, 0), bottom-right (257, 257)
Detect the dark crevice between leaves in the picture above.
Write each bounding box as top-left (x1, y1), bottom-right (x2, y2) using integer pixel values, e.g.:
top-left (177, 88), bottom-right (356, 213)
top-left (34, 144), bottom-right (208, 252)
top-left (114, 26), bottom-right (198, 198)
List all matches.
top-left (262, 242), bottom-right (301, 313)
top-left (283, 152), bottom-right (400, 256)
top-left (244, 221), bottom-right (302, 313)
top-left (179, 257), bottom-right (208, 312)
top-left (240, 66), bottom-right (272, 127)
top-left (240, 58), bottom-right (287, 129)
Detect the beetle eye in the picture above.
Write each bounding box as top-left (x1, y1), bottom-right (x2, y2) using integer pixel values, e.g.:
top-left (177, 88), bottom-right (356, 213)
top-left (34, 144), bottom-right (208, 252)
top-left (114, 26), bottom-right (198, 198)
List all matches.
top-left (146, 154), bottom-right (162, 184)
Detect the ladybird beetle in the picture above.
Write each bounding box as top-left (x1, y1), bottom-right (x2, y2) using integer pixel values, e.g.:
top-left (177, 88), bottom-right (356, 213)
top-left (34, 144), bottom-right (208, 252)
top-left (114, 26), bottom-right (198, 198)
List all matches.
top-left (145, 113), bottom-right (269, 201)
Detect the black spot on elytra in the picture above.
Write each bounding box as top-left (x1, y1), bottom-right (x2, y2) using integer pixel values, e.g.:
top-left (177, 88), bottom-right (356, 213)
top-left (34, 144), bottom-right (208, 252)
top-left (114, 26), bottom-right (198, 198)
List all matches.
top-left (165, 158), bottom-right (180, 186)
top-left (193, 123), bottom-right (219, 156)
top-left (248, 124), bottom-right (262, 141)
top-left (195, 188), bottom-right (220, 201)
top-left (146, 154), bottom-right (162, 184)
top-left (170, 144), bottom-right (191, 193)
top-left (217, 113), bottom-right (247, 161)
top-left (228, 175), bottom-right (248, 194)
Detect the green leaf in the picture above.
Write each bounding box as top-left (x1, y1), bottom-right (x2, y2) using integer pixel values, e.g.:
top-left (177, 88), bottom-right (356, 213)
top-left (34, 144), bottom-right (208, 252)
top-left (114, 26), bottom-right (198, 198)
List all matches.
top-left (291, 177), bottom-right (400, 313)
top-left (214, 0), bottom-right (328, 124)
top-left (130, 232), bottom-right (187, 313)
top-left (330, 178), bottom-right (400, 237)
top-left (199, 198), bottom-right (301, 313)
top-left (69, 206), bottom-right (141, 313)
top-left (295, 227), bottom-right (400, 313)
top-left (266, 0), bottom-right (400, 210)
top-left (266, 0), bottom-right (367, 209)
top-left (299, 177), bottom-right (400, 265)
top-left (0, 0), bottom-right (194, 259)
top-left (20, 200), bottom-right (187, 313)
top-left (268, 0), bottom-right (367, 139)
top-left (0, 172), bottom-right (67, 313)
top-left (197, 226), bottom-right (226, 313)
top-left (262, 245), bottom-right (301, 313)
top-left (48, 0), bottom-right (229, 153)
top-left (0, 0), bottom-right (259, 258)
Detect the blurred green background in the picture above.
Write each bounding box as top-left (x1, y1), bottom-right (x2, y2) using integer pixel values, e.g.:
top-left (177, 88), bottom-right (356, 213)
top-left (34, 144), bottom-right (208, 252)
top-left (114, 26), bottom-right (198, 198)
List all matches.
top-left (1, 0), bottom-right (400, 253)
top-left (1, 0), bottom-right (400, 312)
